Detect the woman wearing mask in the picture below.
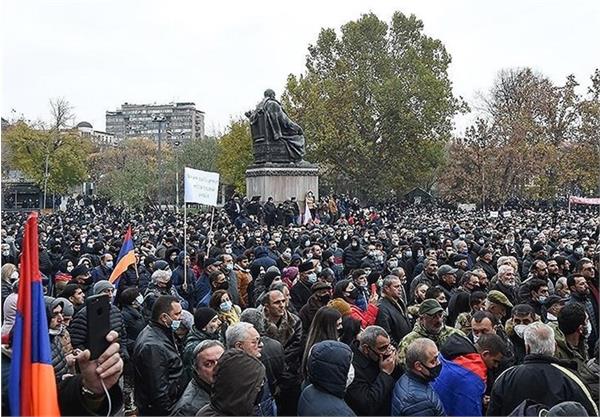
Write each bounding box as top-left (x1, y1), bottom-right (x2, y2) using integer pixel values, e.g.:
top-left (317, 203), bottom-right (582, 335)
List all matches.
top-left (332, 279), bottom-right (378, 328)
top-left (54, 259), bottom-right (74, 296)
top-left (301, 306), bottom-right (343, 381)
top-left (1, 264), bottom-right (18, 307)
top-left (210, 290), bottom-right (241, 326)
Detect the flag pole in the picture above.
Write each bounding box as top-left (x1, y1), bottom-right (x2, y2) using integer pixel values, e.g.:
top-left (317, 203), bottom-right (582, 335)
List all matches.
top-left (206, 206), bottom-right (215, 257)
top-left (183, 200), bottom-right (188, 291)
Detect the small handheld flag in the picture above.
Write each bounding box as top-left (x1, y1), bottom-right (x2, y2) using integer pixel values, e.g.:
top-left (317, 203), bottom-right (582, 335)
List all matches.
top-left (109, 226), bottom-right (136, 284)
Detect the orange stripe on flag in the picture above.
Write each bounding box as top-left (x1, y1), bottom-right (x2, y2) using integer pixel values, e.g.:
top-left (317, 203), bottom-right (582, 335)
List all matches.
top-left (109, 251), bottom-right (137, 283)
top-left (31, 363), bottom-right (61, 416)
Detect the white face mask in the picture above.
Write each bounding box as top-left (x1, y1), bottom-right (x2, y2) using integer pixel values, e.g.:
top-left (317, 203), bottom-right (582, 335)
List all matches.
top-left (66, 266), bottom-right (74, 273)
top-left (135, 294), bottom-right (144, 305)
top-left (10, 271), bottom-right (19, 280)
top-left (345, 363), bottom-right (355, 388)
top-left (514, 324), bottom-right (527, 339)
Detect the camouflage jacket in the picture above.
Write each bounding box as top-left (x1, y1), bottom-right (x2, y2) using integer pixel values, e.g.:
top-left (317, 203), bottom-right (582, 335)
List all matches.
top-left (455, 311), bottom-right (473, 333)
top-left (396, 321), bottom-right (465, 366)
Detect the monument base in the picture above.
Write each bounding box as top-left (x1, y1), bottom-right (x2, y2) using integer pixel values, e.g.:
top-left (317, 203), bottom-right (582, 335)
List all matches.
top-left (245, 163), bottom-right (319, 206)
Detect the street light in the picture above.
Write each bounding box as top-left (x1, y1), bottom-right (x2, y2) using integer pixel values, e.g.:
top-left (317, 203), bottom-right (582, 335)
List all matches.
top-left (153, 115), bottom-right (167, 208)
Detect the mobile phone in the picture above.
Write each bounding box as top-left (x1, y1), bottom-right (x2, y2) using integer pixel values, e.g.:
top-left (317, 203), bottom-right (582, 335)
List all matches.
top-left (370, 283), bottom-right (377, 294)
top-left (86, 294), bottom-right (111, 360)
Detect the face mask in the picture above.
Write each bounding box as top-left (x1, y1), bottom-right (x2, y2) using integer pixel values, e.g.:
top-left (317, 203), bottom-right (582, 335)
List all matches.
top-left (368, 251), bottom-right (375, 257)
top-left (575, 248), bottom-right (584, 256)
top-left (226, 263), bottom-right (234, 271)
top-left (345, 363), bottom-right (355, 388)
top-left (330, 243), bottom-right (337, 250)
top-left (583, 320), bottom-right (592, 338)
top-left (67, 266), bottom-right (74, 273)
top-left (2, 250), bottom-right (9, 256)
top-left (352, 242), bottom-right (358, 248)
top-left (10, 271), bottom-right (19, 280)
top-left (225, 248), bottom-right (232, 254)
top-left (405, 251), bottom-right (412, 258)
top-left (217, 281), bottom-right (229, 291)
top-left (305, 240), bottom-right (311, 247)
top-left (135, 294), bottom-right (144, 305)
top-left (348, 287), bottom-right (360, 300)
top-left (105, 261), bottom-right (114, 269)
top-left (538, 296), bottom-right (547, 304)
top-left (220, 300), bottom-right (233, 312)
top-left (514, 324), bottom-right (527, 339)
top-left (318, 294), bottom-right (331, 303)
top-left (274, 238), bottom-right (281, 243)
top-left (364, 269), bottom-right (372, 276)
top-left (388, 261), bottom-right (398, 269)
top-left (377, 278), bottom-right (384, 288)
top-left (478, 239), bottom-right (485, 245)
top-left (422, 362), bottom-right (443, 381)
top-left (307, 273), bottom-right (317, 284)
top-left (170, 319), bottom-right (181, 332)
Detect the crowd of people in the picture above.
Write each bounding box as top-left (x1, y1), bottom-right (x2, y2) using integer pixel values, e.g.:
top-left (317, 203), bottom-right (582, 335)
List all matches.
top-left (1, 194), bottom-right (599, 416)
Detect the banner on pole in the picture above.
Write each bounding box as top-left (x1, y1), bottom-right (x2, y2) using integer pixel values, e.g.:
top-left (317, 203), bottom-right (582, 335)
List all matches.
top-left (458, 203), bottom-right (477, 212)
top-left (569, 196), bottom-right (600, 206)
top-left (184, 167), bottom-right (220, 206)
top-left (489, 211), bottom-right (499, 218)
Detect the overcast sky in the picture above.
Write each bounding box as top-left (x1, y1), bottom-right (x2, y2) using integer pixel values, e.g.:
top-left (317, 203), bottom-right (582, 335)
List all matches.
top-left (2, 0), bottom-right (599, 136)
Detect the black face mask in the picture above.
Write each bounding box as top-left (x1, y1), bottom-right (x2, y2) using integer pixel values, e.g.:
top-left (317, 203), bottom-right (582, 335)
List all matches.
top-left (318, 294), bottom-right (331, 304)
top-left (216, 281), bottom-right (229, 291)
top-left (347, 287), bottom-right (360, 300)
top-left (421, 362), bottom-right (443, 381)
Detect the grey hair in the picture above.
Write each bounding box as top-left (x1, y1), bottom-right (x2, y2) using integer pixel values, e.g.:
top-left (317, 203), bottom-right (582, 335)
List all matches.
top-left (151, 269), bottom-right (170, 283)
top-left (555, 277), bottom-right (567, 291)
top-left (382, 275), bottom-right (400, 288)
top-left (524, 321), bottom-right (555, 356)
top-left (498, 264), bottom-right (514, 278)
top-left (269, 282), bottom-right (286, 293)
top-left (357, 325), bottom-right (389, 348)
top-left (225, 322), bottom-right (256, 349)
top-left (240, 308), bottom-right (266, 334)
top-left (390, 267), bottom-right (405, 277)
top-left (405, 338), bottom-right (437, 370)
top-left (192, 339), bottom-right (224, 368)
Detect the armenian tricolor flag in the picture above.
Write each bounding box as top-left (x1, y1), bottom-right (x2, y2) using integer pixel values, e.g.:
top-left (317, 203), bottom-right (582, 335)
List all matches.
top-left (108, 226), bottom-right (136, 284)
top-left (9, 212), bottom-right (60, 416)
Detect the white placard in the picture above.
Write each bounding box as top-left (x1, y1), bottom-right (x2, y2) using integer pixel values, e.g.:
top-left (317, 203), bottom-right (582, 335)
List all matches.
top-left (502, 211), bottom-right (512, 218)
top-left (184, 167), bottom-right (220, 206)
top-left (489, 211), bottom-right (499, 218)
top-left (458, 203), bottom-right (476, 212)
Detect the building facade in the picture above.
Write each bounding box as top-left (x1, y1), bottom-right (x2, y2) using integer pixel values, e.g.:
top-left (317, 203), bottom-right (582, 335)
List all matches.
top-left (105, 102), bottom-right (205, 143)
top-left (75, 121), bottom-right (117, 148)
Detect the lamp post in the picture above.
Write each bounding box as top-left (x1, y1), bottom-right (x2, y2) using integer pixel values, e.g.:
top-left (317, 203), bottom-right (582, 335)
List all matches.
top-left (174, 138), bottom-right (181, 213)
top-left (153, 115), bottom-right (167, 208)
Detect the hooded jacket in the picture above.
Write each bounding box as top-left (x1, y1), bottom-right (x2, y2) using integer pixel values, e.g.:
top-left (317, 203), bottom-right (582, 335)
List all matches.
top-left (298, 340), bottom-right (356, 416)
top-left (198, 349), bottom-right (266, 416)
top-left (432, 334), bottom-right (487, 416)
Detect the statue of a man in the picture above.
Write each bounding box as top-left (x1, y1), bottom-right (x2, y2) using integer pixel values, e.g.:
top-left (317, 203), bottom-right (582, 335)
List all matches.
top-left (246, 89), bottom-right (306, 164)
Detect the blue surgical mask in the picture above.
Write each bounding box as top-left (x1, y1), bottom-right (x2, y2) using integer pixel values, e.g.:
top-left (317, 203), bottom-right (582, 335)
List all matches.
top-left (106, 261), bottom-right (114, 269)
top-left (220, 300), bottom-right (233, 312)
top-left (170, 319), bottom-right (181, 331)
top-left (307, 273), bottom-right (318, 283)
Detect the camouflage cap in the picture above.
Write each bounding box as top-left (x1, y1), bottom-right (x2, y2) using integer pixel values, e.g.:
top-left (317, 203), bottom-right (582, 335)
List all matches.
top-left (487, 290), bottom-right (513, 309)
top-left (419, 299), bottom-right (444, 316)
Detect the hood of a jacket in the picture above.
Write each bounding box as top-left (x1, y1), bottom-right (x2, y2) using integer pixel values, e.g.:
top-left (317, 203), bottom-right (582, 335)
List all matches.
top-left (254, 246), bottom-right (268, 258)
top-left (211, 349), bottom-right (265, 415)
top-left (440, 333), bottom-right (477, 360)
top-left (307, 340), bottom-right (352, 399)
top-left (176, 251), bottom-right (187, 267)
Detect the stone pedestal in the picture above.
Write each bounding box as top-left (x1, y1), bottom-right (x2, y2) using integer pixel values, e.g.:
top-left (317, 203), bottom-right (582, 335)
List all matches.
top-left (246, 163), bottom-right (319, 208)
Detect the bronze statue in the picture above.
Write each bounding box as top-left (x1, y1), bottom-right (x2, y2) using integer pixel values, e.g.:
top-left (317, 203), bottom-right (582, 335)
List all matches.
top-left (245, 89), bottom-right (306, 164)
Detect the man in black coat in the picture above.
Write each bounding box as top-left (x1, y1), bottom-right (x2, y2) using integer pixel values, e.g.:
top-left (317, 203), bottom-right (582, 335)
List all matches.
top-left (346, 325), bottom-right (399, 416)
top-left (487, 321), bottom-right (597, 416)
top-left (133, 295), bottom-right (187, 416)
top-left (375, 276), bottom-right (411, 346)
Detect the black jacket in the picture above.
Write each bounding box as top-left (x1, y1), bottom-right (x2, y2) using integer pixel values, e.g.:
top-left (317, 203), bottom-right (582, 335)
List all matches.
top-left (375, 297), bottom-right (411, 346)
top-left (487, 354), bottom-right (598, 417)
top-left (120, 305), bottom-right (146, 355)
top-left (345, 341), bottom-right (397, 416)
top-left (342, 245), bottom-right (366, 271)
top-left (133, 321), bottom-right (186, 416)
top-left (261, 336), bottom-right (286, 397)
top-left (69, 304), bottom-right (129, 362)
top-left (290, 280), bottom-right (312, 313)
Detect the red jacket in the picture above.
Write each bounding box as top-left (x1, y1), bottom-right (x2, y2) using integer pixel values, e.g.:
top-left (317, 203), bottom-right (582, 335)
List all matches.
top-left (350, 303), bottom-right (379, 328)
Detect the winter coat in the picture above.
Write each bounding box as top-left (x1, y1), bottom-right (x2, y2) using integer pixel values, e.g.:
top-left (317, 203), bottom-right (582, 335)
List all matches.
top-left (133, 321), bottom-right (186, 416)
top-left (432, 334), bottom-right (486, 416)
top-left (487, 354), bottom-right (598, 417)
top-left (397, 322), bottom-right (465, 367)
top-left (299, 293), bottom-right (328, 333)
top-left (345, 341), bottom-right (396, 416)
top-left (50, 327), bottom-right (74, 382)
top-left (197, 349), bottom-right (266, 416)
top-left (375, 296), bottom-right (412, 346)
top-left (392, 371), bottom-right (445, 416)
top-left (342, 245), bottom-right (366, 271)
top-left (550, 323), bottom-right (599, 403)
top-left (265, 310), bottom-right (304, 387)
top-left (121, 305), bottom-right (146, 355)
top-left (260, 336), bottom-right (286, 397)
top-left (350, 303), bottom-right (379, 329)
top-left (298, 341), bottom-right (356, 416)
top-left (90, 264), bottom-right (111, 283)
top-left (170, 372), bottom-right (211, 416)
top-left (290, 279), bottom-right (313, 313)
top-left (69, 303), bottom-right (129, 362)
